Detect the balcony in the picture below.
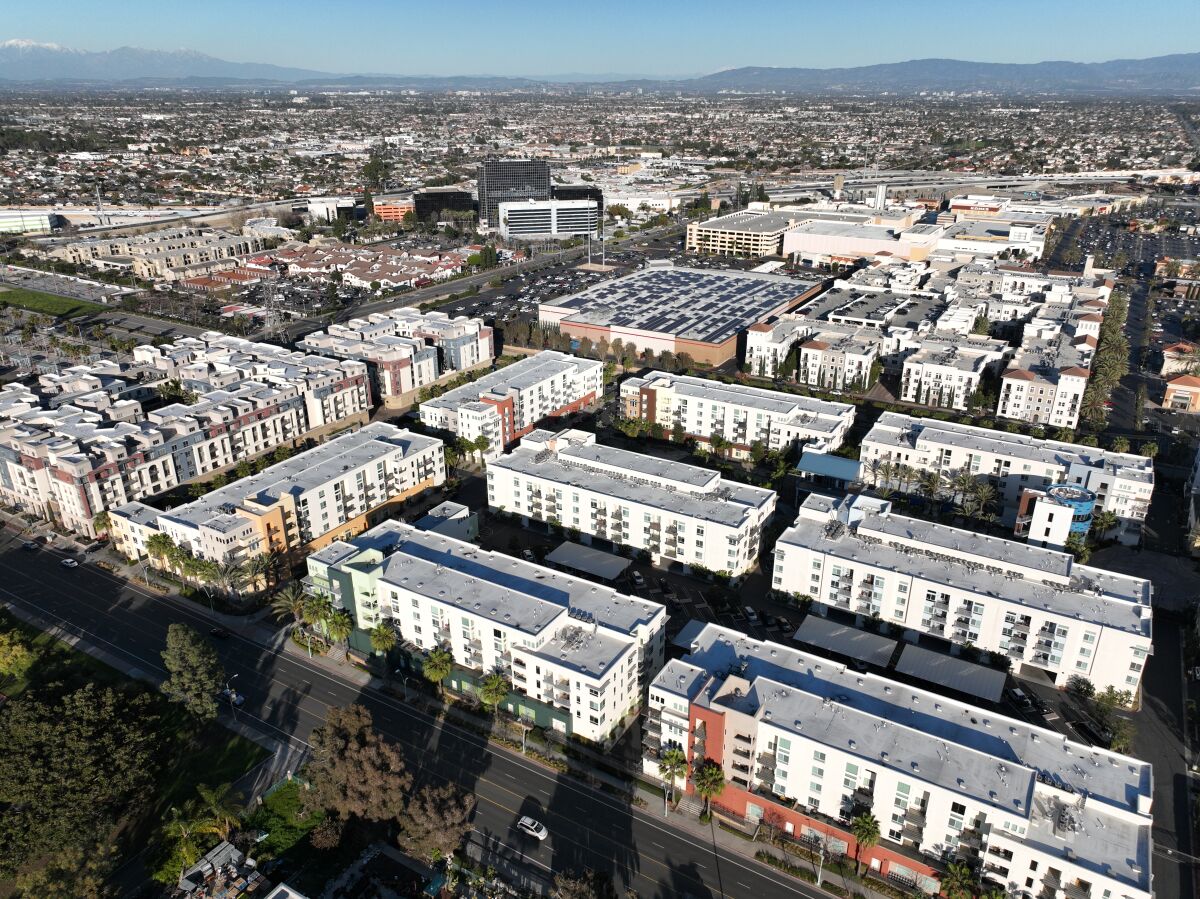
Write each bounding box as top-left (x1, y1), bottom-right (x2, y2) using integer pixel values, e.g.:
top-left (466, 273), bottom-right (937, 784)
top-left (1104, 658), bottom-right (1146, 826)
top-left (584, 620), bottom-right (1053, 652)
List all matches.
top-left (757, 751), bottom-right (776, 772)
top-left (732, 747), bottom-right (751, 760)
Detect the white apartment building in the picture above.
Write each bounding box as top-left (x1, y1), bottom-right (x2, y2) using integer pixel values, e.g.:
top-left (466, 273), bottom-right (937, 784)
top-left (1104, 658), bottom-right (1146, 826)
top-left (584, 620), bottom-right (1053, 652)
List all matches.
top-left (651, 621), bottom-right (1153, 899)
top-left (488, 428), bottom-right (777, 577)
top-left (306, 520), bottom-right (666, 743)
top-left (497, 199), bottom-right (599, 239)
top-left (860, 413), bottom-right (1154, 543)
top-left (419, 351), bottom-right (602, 458)
top-left (109, 422), bottom-right (444, 566)
top-left (899, 337), bottom-right (1009, 411)
top-left (772, 494), bottom-right (1152, 693)
top-left (0, 336), bottom-right (371, 538)
top-left (619, 370), bottom-right (856, 455)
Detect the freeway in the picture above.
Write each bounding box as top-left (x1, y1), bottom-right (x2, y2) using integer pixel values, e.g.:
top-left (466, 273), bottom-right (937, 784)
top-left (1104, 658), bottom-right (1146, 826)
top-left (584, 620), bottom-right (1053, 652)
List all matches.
top-left (0, 533), bottom-right (821, 899)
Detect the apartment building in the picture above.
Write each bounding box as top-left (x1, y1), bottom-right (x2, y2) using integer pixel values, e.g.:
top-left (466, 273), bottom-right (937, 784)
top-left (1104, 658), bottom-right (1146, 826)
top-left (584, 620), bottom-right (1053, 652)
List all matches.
top-left (860, 413), bottom-right (1154, 543)
top-left (619, 370), bottom-right (856, 455)
top-left (419, 350), bottom-right (602, 458)
top-left (993, 291), bottom-right (1106, 430)
top-left (898, 337), bottom-right (1009, 411)
top-left (0, 334), bottom-right (372, 537)
top-left (305, 520), bottom-right (666, 743)
top-left (297, 310), bottom-right (493, 406)
top-left (41, 227), bottom-right (264, 281)
top-left (109, 422), bottom-right (443, 566)
top-left (772, 494), bottom-right (1152, 693)
top-left (648, 621), bottom-right (1153, 899)
top-left (488, 428), bottom-right (776, 577)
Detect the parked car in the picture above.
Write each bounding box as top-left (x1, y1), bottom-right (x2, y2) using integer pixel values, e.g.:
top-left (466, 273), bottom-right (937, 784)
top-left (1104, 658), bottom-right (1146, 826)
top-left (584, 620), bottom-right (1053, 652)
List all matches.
top-left (744, 606), bottom-right (760, 624)
top-left (219, 688), bottom-right (245, 708)
top-left (517, 816), bottom-right (548, 840)
top-left (521, 549), bottom-right (536, 563)
top-left (209, 627), bottom-right (231, 639)
top-left (1005, 687), bottom-right (1035, 712)
top-left (60, 558), bottom-right (79, 569)
top-left (21, 540), bottom-right (37, 551)
top-left (659, 578), bottom-right (674, 597)
top-left (630, 571), bottom-right (646, 590)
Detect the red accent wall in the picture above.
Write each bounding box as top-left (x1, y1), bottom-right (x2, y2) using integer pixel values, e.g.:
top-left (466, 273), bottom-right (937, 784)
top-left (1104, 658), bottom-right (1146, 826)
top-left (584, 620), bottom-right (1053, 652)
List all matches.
top-left (713, 783), bottom-right (941, 885)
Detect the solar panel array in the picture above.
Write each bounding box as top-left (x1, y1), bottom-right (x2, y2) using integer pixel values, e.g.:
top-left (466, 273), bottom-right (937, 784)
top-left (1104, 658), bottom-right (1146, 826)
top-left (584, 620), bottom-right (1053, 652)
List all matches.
top-left (558, 267), bottom-right (816, 345)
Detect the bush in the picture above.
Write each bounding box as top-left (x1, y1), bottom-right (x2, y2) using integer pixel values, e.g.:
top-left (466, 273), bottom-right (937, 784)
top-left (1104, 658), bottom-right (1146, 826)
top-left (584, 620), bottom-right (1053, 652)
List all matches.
top-left (755, 850), bottom-right (817, 884)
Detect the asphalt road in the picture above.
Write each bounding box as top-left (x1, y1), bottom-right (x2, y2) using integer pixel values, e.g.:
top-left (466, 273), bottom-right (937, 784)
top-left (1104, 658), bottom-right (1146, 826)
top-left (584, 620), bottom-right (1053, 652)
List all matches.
top-left (0, 531), bottom-right (821, 899)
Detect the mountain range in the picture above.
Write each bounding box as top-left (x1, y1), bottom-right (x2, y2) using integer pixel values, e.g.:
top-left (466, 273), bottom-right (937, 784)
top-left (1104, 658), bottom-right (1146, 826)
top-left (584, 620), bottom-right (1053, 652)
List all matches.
top-left (1, 39), bottom-right (1198, 94)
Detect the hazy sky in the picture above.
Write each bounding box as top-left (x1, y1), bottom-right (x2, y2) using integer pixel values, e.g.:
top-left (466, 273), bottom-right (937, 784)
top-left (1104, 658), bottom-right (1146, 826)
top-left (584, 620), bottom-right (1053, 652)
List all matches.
top-left (6, 0), bottom-right (1199, 77)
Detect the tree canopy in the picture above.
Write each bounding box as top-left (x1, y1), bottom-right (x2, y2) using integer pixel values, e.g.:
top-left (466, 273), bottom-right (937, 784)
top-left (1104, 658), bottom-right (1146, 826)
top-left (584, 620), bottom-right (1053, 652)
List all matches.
top-left (160, 623), bottom-right (226, 720)
top-left (304, 704), bottom-right (412, 823)
top-left (0, 684), bottom-right (161, 878)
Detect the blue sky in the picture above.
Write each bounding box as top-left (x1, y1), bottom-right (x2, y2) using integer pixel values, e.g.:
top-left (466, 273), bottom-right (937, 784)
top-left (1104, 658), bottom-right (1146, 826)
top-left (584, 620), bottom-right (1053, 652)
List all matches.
top-left (6, 0), bottom-right (1198, 77)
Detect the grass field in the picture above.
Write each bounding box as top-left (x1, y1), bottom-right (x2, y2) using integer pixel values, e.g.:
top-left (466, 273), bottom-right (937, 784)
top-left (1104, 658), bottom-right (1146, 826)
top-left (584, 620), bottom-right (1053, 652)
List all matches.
top-left (0, 286), bottom-right (106, 318)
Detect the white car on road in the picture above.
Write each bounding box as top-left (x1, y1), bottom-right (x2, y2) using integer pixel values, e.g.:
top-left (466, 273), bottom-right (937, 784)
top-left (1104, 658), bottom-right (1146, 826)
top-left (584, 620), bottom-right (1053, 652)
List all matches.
top-left (516, 816), bottom-right (548, 840)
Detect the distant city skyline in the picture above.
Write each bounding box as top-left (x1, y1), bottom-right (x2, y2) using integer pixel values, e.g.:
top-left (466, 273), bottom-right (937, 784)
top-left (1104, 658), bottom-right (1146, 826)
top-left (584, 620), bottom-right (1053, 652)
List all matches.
top-left (5, 0), bottom-right (1198, 78)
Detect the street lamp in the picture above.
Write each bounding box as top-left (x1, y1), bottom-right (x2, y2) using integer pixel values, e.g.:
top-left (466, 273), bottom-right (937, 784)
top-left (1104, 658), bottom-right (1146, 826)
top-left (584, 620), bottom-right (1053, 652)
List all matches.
top-left (401, 675), bottom-right (417, 703)
top-left (815, 838), bottom-right (827, 888)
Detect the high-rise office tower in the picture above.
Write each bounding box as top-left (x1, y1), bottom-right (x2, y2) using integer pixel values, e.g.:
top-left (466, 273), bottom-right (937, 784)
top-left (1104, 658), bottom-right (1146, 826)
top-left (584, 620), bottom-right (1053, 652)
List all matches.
top-left (477, 157), bottom-right (551, 230)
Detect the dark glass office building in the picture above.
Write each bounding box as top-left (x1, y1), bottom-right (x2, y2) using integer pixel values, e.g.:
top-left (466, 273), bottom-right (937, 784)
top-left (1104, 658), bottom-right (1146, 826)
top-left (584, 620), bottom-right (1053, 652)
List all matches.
top-left (551, 183), bottom-right (604, 207)
top-left (477, 157), bottom-right (551, 229)
top-left (413, 187), bottom-right (475, 223)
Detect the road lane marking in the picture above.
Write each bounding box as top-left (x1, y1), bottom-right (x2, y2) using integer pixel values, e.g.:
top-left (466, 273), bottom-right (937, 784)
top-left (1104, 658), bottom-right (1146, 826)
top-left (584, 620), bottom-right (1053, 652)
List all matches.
top-left (0, 560), bottom-right (806, 898)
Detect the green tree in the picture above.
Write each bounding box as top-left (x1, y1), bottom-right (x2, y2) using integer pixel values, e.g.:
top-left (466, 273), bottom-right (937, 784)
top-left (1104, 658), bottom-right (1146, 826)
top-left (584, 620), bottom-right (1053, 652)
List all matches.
top-left (479, 672), bottom-right (511, 711)
top-left (369, 622), bottom-right (397, 656)
top-left (396, 783), bottom-right (476, 865)
top-left (160, 623), bottom-right (225, 721)
top-left (146, 532), bottom-right (178, 569)
top-left (657, 747), bottom-right (688, 804)
top-left (0, 630), bottom-right (33, 682)
top-left (423, 647), bottom-right (453, 696)
top-left (849, 813), bottom-right (880, 876)
top-left (92, 510), bottom-right (111, 535)
top-left (691, 758), bottom-right (726, 816)
top-left (304, 704), bottom-right (412, 823)
top-left (1090, 509), bottom-right (1119, 538)
top-left (324, 608), bottom-right (354, 646)
top-left (940, 861), bottom-right (975, 899)
top-left (1065, 533), bottom-right (1091, 564)
top-left (13, 842), bottom-right (117, 899)
top-left (271, 583), bottom-right (308, 629)
top-left (1109, 435), bottom-right (1130, 454)
top-left (554, 871), bottom-right (607, 899)
top-left (195, 782), bottom-right (244, 841)
top-left (1140, 442), bottom-right (1159, 459)
top-left (0, 684), bottom-right (160, 878)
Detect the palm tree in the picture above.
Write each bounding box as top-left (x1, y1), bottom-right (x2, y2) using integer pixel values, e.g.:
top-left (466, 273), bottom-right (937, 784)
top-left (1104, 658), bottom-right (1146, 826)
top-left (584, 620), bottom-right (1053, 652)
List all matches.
top-left (243, 553), bottom-right (271, 593)
top-left (691, 758), bottom-right (725, 817)
top-left (917, 469), bottom-right (944, 506)
top-left (950, 468), bottom-right (976, 506)
top-left (657, 747), bottom-right (688, 804)
top-left (92, 510), bottom-right (111, 536)
top-left (146, 532), bottom-right (177, 570)
top-left (165, 801), bottom-right (206, 878)
top-left (971, 481), bottom-right (998, 521)
top-left (369, 622), bottom-right (397, 656)
top-left (423, 647), bottom-right (453, 696)
top-left (270, 583), bottom-right (307, 629)
top-left (263, 549), bottom-right (288, 588)
top-left (324, 609), bottom-right (354, 646)
top-left (213, 556), bottom-right (247, 599)
top-left (849, 812), bottom-right (880, 876)
top-left (303, 592), bottom-right (334, 634)
top-left (479, 672), bottom-right (510, 711)
top-left (195, 782), bottom-right (243, 841)
top-left (940, 861), bottom-right (975, 899)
